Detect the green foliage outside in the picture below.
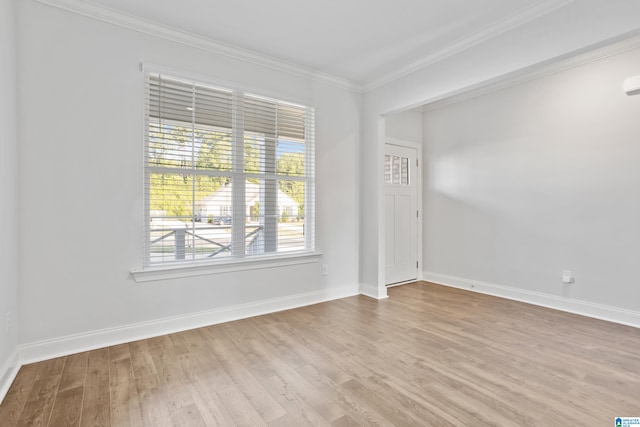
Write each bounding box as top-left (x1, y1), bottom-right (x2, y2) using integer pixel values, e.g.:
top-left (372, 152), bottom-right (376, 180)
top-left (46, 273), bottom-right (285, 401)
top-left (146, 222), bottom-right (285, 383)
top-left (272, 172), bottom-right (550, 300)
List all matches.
top-left (149, 124), bottom-right (307, 220)
top-left (277, 152), bottom-right (305, 219)
top-left (148, 125), bottom-right (232, 218)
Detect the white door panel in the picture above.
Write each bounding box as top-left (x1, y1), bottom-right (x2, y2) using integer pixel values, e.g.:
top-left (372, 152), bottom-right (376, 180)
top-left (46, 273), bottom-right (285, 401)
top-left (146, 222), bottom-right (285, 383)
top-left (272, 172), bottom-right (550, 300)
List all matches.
top-left (396, 195), bottom-right (411, 262)
top-left (385, 194), bottom-right (396, 265)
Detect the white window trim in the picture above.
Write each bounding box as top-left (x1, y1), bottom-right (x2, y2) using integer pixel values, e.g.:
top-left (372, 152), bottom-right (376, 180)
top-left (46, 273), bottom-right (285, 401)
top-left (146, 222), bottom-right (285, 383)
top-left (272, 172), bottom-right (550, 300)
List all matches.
top-left (131, 251), bottom-right (322, 283)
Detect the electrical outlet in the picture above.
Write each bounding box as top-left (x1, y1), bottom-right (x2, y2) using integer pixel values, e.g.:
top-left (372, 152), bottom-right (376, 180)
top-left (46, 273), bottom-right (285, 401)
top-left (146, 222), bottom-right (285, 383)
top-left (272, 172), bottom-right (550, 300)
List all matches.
top-left (322, 264), bottom-right (328, 276)
top-left (6, 311), bottom-right (11, 333)
top-left (562, 270), bottom-right (573, 284)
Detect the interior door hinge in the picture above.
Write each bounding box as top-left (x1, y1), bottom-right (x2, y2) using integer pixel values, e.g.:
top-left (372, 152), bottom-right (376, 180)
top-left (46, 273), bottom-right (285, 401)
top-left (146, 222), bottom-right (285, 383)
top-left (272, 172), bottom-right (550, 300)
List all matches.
top-left (416, 261), bottom-right (419, 268)
top-left (416, 210), bottom-right (419, 218)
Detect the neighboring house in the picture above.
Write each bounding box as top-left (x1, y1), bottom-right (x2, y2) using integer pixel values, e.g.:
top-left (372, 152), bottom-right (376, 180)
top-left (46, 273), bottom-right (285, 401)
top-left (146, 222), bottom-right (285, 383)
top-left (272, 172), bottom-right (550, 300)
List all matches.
top-left (197, 182), bottom-right (299, 222)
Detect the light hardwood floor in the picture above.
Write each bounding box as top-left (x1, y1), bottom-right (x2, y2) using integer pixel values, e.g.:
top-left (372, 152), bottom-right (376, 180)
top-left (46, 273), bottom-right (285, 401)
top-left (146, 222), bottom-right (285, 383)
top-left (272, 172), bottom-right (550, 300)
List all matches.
top-left (1, 281), bottom-right (640, 426)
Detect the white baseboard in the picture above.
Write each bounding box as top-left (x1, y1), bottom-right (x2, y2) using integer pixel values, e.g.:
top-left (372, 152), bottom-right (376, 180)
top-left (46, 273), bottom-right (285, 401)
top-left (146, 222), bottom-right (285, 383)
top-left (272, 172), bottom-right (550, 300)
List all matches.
top-left (18, 285), bottom-right (359, 365)
top-left (423, 272), bottom-right (640, 328)
top-left (0, 348), bottom-right (20, 404)
top-left (359, 283), bottom-right (388, 300)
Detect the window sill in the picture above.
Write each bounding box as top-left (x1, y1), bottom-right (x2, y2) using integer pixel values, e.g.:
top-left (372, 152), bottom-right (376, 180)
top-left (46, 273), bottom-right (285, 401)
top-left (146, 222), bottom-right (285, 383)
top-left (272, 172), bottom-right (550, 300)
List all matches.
top-left (130, 251), bottom-right (322, 283)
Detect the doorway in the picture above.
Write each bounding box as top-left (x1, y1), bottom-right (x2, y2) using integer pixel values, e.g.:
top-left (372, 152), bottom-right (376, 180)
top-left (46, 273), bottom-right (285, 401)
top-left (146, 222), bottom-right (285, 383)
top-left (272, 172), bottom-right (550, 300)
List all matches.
top-left (384, 142), bottom-right (419, 285)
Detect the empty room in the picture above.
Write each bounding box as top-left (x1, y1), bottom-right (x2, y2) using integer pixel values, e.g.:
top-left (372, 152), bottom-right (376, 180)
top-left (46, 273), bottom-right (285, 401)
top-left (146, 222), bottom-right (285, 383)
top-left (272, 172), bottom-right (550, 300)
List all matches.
top-left (2, 0), bottom-right (640, 425)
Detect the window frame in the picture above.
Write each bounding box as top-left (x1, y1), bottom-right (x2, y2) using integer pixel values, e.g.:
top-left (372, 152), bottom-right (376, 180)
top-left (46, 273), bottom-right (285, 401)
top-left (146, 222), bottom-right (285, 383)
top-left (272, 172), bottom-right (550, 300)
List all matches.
top-left (135, 67), bottom-right (319, 279)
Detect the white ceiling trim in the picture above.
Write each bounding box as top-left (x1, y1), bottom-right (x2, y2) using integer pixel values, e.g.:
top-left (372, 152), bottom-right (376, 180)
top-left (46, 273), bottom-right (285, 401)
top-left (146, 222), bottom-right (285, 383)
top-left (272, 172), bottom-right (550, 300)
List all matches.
top-left (35, 0), bottom-right (363, 93)
top-left (363, 0), bottom-right (575, 93)
top-left (421, 31), bottom-right (640, 112)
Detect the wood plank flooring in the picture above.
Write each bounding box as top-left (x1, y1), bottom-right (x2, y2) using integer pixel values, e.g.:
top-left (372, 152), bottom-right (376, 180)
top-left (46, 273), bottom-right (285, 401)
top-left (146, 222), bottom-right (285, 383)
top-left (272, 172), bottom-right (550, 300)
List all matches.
top-left (2, 281), bottom-right (640, 426)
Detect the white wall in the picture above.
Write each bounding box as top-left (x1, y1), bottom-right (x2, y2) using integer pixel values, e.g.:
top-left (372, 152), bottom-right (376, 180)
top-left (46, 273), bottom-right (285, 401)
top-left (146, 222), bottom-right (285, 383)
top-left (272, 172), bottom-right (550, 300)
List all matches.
top-left (422, 43), bottom-right (640, 322)
top-left (385, 109), bottom-right (423, 144)
top-left (17, 1), bottom-right (360, 355)
top-left (0, 0), bottom-right (19, 397)
top-left (361, 0), bottom-right (640, 299)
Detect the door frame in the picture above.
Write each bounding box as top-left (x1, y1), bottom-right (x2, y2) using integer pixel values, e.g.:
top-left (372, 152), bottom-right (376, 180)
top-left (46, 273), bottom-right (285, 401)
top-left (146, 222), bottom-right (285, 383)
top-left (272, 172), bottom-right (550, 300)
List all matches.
top-left (383, 137), bottom-right (423, 287)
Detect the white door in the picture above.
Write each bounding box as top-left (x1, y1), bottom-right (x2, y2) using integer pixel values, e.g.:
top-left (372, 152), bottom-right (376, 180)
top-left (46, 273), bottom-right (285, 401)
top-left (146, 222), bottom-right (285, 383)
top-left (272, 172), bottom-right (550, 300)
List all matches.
top-left (385, 144), bottom-right (418, 285)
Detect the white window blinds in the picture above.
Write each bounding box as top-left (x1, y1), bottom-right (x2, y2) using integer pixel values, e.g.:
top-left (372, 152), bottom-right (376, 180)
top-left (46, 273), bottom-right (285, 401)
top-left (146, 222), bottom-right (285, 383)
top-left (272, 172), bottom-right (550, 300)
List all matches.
top-left (144, 72), bottom-right (315, 266)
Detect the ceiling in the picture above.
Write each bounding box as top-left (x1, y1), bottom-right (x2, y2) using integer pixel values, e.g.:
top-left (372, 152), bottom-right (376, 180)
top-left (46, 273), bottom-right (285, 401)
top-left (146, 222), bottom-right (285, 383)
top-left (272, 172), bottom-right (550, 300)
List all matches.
top-left (88, 0), bottom-right (571, 87)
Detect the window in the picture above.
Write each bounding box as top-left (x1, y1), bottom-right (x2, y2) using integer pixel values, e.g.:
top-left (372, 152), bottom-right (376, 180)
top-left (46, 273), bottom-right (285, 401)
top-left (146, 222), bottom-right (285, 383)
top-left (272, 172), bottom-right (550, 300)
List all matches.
top-left (144, 72), bottom-right (315, 267)
top-left (384, 155), bottom-right (410, 185)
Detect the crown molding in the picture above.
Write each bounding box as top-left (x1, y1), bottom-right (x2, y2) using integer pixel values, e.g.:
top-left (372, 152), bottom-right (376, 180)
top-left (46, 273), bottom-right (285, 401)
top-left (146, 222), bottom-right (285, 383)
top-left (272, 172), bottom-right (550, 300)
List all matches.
top-left (34, 0), bottom-right (363, 93)
top-left (421, 30), bottom-right (640, 112)
top-left (363, 0), bottom-right (575, 93)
